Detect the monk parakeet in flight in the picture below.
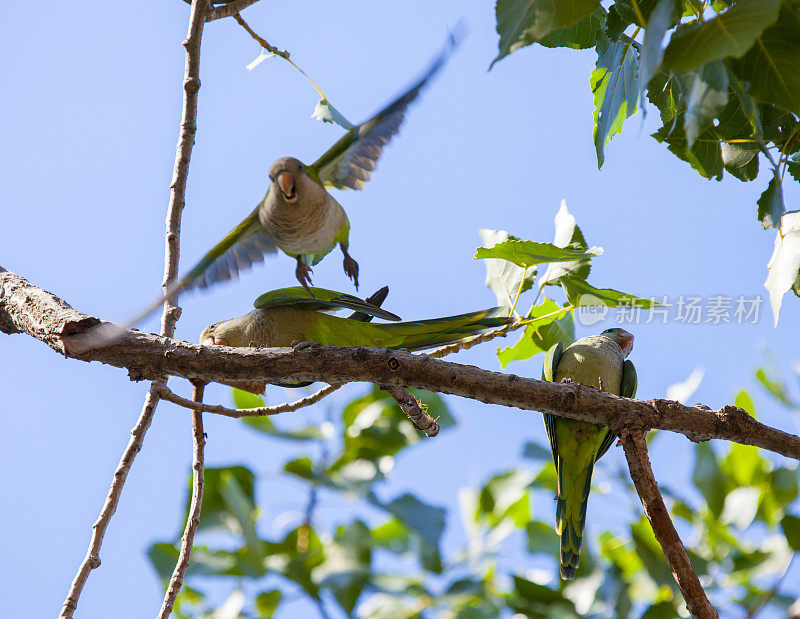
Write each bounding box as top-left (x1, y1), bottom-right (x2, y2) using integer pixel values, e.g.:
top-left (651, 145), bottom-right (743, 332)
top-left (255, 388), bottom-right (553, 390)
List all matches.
top-left (541, 327), bottom-right (637, 580)
top-left (127, 34), bottom-right (459, 328)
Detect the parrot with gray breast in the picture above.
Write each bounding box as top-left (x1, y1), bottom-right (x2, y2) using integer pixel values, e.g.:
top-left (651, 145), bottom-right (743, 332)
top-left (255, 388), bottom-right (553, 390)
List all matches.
top-left (125, 33), bottom-right (460, 328)
top-left (541, 327), bottom-right (637, 580)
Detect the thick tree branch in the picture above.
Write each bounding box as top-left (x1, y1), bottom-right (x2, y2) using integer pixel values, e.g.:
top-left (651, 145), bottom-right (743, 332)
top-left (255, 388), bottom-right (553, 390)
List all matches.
top-left (3, 268), bottom-right (800, 462)
top-left (58, 0), bottom-right (208, 615)
top-left (619, 430), bottom-right (718, 618)
top-left (158, 384), bottom-right (206, 619)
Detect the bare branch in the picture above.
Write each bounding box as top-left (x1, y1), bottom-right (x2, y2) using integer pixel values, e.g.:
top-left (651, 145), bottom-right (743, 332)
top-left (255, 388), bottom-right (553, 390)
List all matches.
top-left (158, 383), bottom-right (206, 619)
top-left (59, 0), bottom-right (208, 613)
top-left (381, 384), bottom-right (440, 437)
top-left (619, 430), bottom-right (718, 618)
top-left (233, 12), bottom-right (290, 59)
top-left (4, 269), bottom-right (800, 461)
top-left (60, 384), bottom-right (163, 617)
top-left (207, 0), bottom-right (261, 22)
top-left (157, 383), bottom-right (343, 417)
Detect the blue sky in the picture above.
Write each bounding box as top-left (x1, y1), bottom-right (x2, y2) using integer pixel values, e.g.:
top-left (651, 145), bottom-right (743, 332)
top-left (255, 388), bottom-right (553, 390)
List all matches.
top-left (2, 1), bottom-right (799, 617)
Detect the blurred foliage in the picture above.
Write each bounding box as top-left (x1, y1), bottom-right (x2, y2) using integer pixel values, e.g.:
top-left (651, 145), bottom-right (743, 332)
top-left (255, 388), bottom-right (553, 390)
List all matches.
top-left (150, 204), bottom-right (800, 617)
top-left (492, 0), bottom-right (800, 325)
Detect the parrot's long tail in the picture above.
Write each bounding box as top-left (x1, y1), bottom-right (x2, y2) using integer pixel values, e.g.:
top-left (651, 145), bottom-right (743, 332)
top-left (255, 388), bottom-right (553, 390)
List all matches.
top-left (379, 308), bottom-right (509, 350)
top-left (555, 460), bottom-right (594, 580)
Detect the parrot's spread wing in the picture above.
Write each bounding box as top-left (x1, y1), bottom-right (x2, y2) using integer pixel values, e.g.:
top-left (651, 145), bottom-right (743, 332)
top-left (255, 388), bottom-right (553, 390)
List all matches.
top-left (253, 286), bottom-right (401, 322)
top-left (182, 209), bottom-right (278, 292)
top-left (311, 31), bottom-right (461, 191)
top-left (594, 361), bottom-right (636, 462)
top-left (121, 209), bottom-right (277, 328)
top-left (542, 342), bottom-right (564, 468)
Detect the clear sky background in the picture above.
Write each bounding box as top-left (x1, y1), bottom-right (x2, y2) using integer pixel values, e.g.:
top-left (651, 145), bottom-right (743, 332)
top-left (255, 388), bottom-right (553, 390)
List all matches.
top-left (2, 1), bottom-right (799, 617)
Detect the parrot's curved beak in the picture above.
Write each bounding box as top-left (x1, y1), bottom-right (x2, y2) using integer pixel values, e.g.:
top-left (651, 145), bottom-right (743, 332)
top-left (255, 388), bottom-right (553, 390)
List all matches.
top-left (201, 335), bottom-right (227, 346)
top-left (276, 171), bottom-right (297, 202)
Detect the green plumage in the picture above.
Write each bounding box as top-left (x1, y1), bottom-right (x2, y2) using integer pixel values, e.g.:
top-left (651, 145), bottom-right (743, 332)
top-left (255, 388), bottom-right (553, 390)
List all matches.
top-left (200, 286), bottom-right (508, 377)
top-left (541, 329), bottom-right (637, 580)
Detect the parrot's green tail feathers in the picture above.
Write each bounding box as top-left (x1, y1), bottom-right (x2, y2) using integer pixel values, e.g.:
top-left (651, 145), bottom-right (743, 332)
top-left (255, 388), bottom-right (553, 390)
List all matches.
top-left (385, 308), bottom-right (508, 351)
top-left (555, 461), bottom-right (594, 581)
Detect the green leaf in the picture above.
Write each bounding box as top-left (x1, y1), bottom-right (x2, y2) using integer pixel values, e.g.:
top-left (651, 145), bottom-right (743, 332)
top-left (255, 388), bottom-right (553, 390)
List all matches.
top-left (497, 299), bottom-right (574, 367)
top-left (560, 276), bottom-right (659, 307)
top-left (219, 470), bottom-right (266, 570)
top-left (639, 0), bottom-right (680, 98)
top-left (475, 239), bottom-right (601, 269)
top-left (755, 367), bottom-right (792, 406)
top-left (232, 388), bottom-right (264, 409)
top-left (195, 466), bottom-right (256, 534)
top-left (255, 590), bottom-right (282, 617)
top-left (523, 441), bottom-right (552, 462)
top-left (681, 61), bottom-right (729, 148)
top-left (649, 70), bottom-right (724, 179)
top-left (478, 470), bottom-right (533, 527)
top-left (630, 517), bottom-right (677, 588)
top-left (526, 520), bottom-right (560, 557)
top-left (312, 99), bottom-right (355, 130)
top-left (378, 493), bottom-right (446, 547)
top-left (788, 161), bottom-right (800, 184)
top-left (722, 443), bottom-right (767, 487)
top-left (734, 390), bottom-right (756, 416)
top-left (764, 210), bottom-right (800, 326)
top-left (492, 0), bottom-right (601, 66)
top-left (757, 172), bottom-right (785, 229)
top-left (692, 443), bottom-right (729, 517)
top-left (720, 486), bottom-right (760, 529)
top-left (538, 200), bottom-right (593, 286)
top-left (592, 36), bottom-right (640, 167)
top-left (716, 87), bottom-right (761, 182)
top-left (781, 514), bottom-right (800, 550)
top-left (316, 521), bottom-right (372, 614)
top-left (730, 6), bottom-right (800, 116)
top-left (663, 0), bottom-right (781, 73)
top-left (538, 8), bottom-right (605, 49)
top-left (728, 71), bottom-right (763, 138)
top-left (478, 229), bottom-right (537, 311)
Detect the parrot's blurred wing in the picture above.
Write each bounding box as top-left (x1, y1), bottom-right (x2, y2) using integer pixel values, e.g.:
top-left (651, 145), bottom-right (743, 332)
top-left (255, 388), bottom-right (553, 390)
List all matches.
top-left (181, 209), bottom-right (278, 292)
top-left (542, 341), bottom-right (564, 468)
top-left (253, 286), bottom-right (400, 321)
top-left (594, 361), bottom-right (636, 462)
top-left (311, 31), bottom-right (460, 191)
top-left (122, 209), bottom-right (277, 328)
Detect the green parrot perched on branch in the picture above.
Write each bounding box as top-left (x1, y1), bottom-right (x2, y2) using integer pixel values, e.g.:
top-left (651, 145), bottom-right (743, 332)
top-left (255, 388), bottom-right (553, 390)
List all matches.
top-left (542, 327), bottom-right (637, 580)
top-left (200, 285), bottom-right (508, 352)
top-left (126, 33), bottom-right (460, 328)
top-left (200, 285), bottom-right (508, 392)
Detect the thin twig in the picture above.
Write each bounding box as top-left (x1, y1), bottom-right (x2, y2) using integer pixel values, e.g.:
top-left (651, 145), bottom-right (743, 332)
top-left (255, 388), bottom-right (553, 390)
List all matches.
top-left (158, 383), bottom-right (207, 619)
top-left (207, 0), bottom-right (261, 22)
top-left (158, 383), bottom-right (343, 417)
top-left (233, 13), bottom-right (290, 59)
top-left (618, 429), bottom-right (718, 618)
top-left (381, 384), bottom-right (439, 437)
top-left (59, 1), bottom-right (207, 615)
top-left (426, 319), bottom-right (521, 358)
top-left (60, 384), bottom-right (164, 617)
